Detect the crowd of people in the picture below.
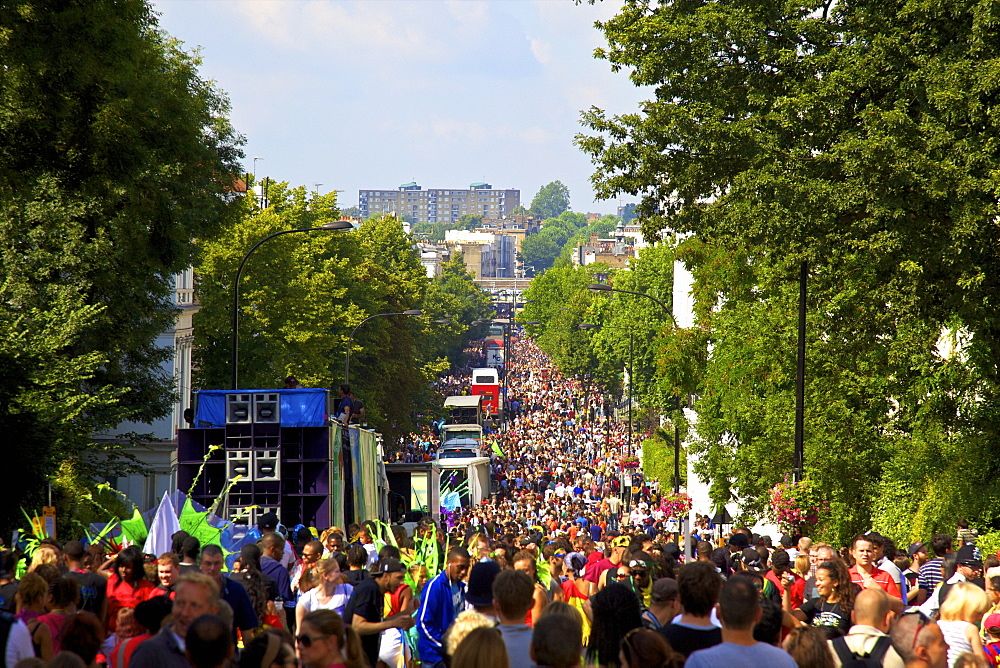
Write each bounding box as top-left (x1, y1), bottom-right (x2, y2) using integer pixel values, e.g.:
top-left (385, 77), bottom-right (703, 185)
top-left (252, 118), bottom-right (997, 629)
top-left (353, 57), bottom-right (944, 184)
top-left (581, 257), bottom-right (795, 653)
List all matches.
top-left (0, 335), bottom-right (997, 668)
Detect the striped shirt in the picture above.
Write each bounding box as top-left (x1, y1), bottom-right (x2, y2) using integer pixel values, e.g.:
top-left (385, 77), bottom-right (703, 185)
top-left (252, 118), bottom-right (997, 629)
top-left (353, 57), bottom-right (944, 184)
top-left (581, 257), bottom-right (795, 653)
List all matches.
top-left (918, 557), bottom-right (944, 594)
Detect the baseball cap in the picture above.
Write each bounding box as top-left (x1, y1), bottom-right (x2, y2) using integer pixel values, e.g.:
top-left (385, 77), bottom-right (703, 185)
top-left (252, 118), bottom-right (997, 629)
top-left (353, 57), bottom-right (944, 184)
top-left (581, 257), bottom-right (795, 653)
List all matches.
top-left (258, 512), bottom-right (279, 528)
top-left (984, 613), bottom-right (1000, 631)
top-left (372, 558), bottom-right (405, 575)
top-left (651, 577), bottom-right (679, 603)
top-left (907, 542), bottom-right (927, 557)
top-left (612, 536), bottom-right (631, 548)
top-left (729, 533), bottom-right (750, 549)
top-left (465, 561), bottom-right (501, 607)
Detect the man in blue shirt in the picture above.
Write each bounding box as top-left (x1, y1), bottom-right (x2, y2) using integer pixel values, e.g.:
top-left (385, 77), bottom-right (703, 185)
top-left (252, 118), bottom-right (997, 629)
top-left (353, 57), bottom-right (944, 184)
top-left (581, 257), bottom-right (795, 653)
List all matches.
top-left (686, 575), bottom-right (797, 668)
top-left (199, 544), bottom-right (258, 638)
top-left (260, 532), bottom-right (295, 632)
top-left (417, 547), bottom-right (470, 668)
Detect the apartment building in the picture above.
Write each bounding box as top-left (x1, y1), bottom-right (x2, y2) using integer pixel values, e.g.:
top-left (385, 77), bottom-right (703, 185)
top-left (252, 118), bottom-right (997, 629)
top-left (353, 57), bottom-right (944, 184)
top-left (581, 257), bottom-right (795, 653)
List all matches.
top-left (359, 182), bottom-right (520, 224)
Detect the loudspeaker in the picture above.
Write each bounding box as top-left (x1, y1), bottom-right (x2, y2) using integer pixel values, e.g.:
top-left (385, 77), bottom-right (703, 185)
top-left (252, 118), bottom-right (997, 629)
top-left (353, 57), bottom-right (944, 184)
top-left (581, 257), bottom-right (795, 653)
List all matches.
top-left (226, 393), bottom-right (252, 423)
top-left (253, 393), bottom-right (280, 424)
top-left (254, 450), bottom-right (280, 482)
top-left (226, 450), bottom-right (252, 480)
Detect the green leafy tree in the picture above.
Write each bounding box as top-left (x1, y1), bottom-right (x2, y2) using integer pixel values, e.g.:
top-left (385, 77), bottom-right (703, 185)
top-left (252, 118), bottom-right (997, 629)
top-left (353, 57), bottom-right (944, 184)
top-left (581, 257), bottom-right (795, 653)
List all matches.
top-left (0, 0), bottom-right (243, 534)
top-left (576, 0), bottom-right (1000, 543)
top-left (530, 181), bottom-right (571, 219)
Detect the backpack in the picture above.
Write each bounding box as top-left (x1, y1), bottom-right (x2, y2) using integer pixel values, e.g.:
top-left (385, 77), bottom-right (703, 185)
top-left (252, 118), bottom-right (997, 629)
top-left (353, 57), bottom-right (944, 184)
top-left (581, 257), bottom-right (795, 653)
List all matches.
top-left (831, 635), bottom-right (892, 667)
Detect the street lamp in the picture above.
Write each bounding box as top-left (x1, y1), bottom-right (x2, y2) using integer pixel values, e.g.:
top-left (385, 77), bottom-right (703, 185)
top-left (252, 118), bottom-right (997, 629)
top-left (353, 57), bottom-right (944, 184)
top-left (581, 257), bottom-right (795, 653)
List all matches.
top-left (344, 310), bottom-right (423, 384)
top-left (231, 221), bottom-right (353, 390)
top-left (579, 323), bottom-right (635, 457)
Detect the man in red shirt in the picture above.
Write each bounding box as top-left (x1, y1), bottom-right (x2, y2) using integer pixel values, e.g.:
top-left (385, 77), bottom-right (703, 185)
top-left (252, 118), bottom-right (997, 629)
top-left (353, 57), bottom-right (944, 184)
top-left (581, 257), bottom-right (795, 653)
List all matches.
top-left (583, 535), bottom-right (630, 596)
top-left (848, 534), bottom-right (903, 611)
top-left (766, 550), bottom-right (805, 610)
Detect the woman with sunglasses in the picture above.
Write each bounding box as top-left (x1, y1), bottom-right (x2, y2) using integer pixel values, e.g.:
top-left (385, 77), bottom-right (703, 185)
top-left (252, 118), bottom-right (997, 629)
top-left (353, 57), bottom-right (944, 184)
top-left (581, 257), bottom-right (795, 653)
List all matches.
top-left (296, 609), bottom-right (363, 668)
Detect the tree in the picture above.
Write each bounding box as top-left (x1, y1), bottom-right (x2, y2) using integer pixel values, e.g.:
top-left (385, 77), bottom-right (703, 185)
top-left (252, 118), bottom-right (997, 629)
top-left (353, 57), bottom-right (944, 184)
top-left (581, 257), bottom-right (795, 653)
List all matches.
top-left (530, 181), bottom-right (571, 219)
top-left (577, 0), bottom-right (1000, 542)
top-left (0, 0), bottom-right (243, 534)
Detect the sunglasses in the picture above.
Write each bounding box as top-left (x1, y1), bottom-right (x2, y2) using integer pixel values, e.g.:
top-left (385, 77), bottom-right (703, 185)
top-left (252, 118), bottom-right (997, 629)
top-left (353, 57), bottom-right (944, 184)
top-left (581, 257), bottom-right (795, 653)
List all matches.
top-left (631, 570), bottom-right (648, 578)
top-left (616, 572), bottom-right (630, 579)
top-left (295, 634), bottom-right (328, 648)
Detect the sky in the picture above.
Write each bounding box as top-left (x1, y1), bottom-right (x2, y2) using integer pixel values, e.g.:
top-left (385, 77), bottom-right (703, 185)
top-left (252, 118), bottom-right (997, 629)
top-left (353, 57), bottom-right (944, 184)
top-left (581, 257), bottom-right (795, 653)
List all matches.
top-left (151, 0), bottom-right (649, 214)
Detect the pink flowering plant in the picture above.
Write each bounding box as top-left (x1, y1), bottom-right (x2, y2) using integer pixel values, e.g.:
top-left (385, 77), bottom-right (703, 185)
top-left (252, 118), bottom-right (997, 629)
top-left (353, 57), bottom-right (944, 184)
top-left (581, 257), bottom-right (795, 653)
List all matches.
top-left (621, 455), bottom-right (641, 470)
top-left (659, 492), bottom-right (693, 519)
top-left (769, 477), bottom-right (829, 535)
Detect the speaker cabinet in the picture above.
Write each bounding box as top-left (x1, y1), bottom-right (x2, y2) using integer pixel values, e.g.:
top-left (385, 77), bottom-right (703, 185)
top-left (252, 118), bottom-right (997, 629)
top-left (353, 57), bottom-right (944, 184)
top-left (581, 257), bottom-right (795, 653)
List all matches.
top-left (254, 450), bottom-right (280, 482)
top-left (226, 450), bottom-right (252, 480)
top-left (254, 393), bottom-right (280, 424)
top-left (226, 393), bottom-right (252, 424)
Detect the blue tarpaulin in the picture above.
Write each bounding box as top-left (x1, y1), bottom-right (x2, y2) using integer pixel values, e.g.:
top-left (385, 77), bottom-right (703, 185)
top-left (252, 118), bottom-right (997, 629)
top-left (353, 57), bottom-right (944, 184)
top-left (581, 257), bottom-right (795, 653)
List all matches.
top-left (194, 389), bottom-right (330, 428)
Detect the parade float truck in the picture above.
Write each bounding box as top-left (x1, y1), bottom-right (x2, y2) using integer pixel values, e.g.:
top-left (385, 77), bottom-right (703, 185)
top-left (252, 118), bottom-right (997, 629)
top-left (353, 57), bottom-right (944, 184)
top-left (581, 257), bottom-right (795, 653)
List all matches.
top-left (436, 456), bottom-right (492, 509)
top-left (178, 388), bottom-right (388, 530)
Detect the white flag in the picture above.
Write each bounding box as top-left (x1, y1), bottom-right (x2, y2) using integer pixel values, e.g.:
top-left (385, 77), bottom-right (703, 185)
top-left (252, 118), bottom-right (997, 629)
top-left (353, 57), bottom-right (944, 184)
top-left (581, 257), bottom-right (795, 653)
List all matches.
top-left (143, 492), bottom-right (181, 557)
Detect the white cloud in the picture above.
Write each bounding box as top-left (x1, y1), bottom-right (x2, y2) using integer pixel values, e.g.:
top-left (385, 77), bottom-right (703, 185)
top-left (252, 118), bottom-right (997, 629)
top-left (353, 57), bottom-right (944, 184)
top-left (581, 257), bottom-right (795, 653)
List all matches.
top-left (527, 35), bottom-right (553, 64)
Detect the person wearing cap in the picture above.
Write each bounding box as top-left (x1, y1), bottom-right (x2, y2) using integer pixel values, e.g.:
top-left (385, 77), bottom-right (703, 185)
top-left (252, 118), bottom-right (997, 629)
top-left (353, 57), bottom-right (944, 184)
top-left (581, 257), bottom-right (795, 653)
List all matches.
top-left (767, 550), bottom-right (805, 611)
top-left (623, 551), bottom-right (655, 609)
top-left (585, 535), bottom-right (630, 596)
top-left (416, 547), bottom-right (470, 667)
top-left (906, 543), bottom-right (930, 605)
top-left (919, 543), bottom-right (984, 619)
top-left (344, 557), bottom-right (415, 668)
top-left (711, 532), bottom-right (750, 578)
top-left (643, 578), bottom-right (681, 631)
top-left (981, 610), bottom-right (1000, 663)
top-left (464, 560), bottom-right (501, 621)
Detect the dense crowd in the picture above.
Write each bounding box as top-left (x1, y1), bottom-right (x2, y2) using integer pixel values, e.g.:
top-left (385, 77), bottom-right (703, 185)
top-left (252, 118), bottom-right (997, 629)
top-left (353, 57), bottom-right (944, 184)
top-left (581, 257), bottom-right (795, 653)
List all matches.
top-left (0, 336), bottom-right (996, 668)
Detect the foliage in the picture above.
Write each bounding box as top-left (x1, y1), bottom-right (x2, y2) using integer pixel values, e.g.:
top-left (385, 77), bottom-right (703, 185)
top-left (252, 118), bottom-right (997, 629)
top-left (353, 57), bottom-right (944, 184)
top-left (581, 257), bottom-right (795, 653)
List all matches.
top-left (577, 0), bottom-right (1000, 545)
top-left (769, 478), bottom-right (830, 537)
top-left (641, 428), bottom-right (686, 494)
top-left (0, 0), bottom-right (243, 537)
top-left (529, 181), bottom-right (571, 219)
top-left (194, 192), bottom-right (489, 444)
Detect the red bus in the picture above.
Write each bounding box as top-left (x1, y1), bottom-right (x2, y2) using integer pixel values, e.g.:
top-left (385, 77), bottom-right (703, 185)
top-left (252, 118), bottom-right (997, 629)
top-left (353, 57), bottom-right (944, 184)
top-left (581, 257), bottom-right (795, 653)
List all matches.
top-left (470, 367), bottom-right (500, 415)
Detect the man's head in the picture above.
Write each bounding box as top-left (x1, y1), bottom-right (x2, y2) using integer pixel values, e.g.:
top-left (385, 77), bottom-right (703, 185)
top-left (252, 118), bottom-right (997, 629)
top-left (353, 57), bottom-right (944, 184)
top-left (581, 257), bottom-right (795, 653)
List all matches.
top-left (677, 561), bottom-right (723, 617)
top-left (258, 512), bottom-right (279, 532)
top-left (728, 533), bottom-right (750, 553)
top-left (611, 535), bottom-right (631, 558)
top-left (513, 549), bottom-right (537, 579)
top-left (63, 541), bottom-right (86, 566)
top-left (627, 552), bottom-right (654, 589)
top-left (797, 537), bottom-right (813, 553)
top-left (184, 614), bottom-right (233, 668)
top-left (465, 560), bottom-right (501, 611)
top-left (346, 545), bottom-right (367, 569)
top-left (696, 541), bottom-right (713, 561)
top-left (259, 532), bottom-right (285, 562)
top-left (371, 558), bottom-right (407, 593)
top-left (852, 588), bottom-right (893, 633)
top-left (717, 574), bottom-right (761, 631)
top-left (446, 547), bottom-right (472, 583)
top-left (531, 612), bottom-right (582, 668)
top-left (771, 550), bottom-right (791, 576)
top-left (908, 543), bottom-right (929, 566)
top-left (890, 614), bottom-right (948, 668)
top-left (852, 535), bottom-right (876, 568)
top-left (955, 544), bottom-right (984, 580)
top-left (157, 552), bottom-right (180, 588)
top-left (172, 574), bottom-right (220, 639)
top-left (199, 545), bottom-right (225, 582)
top-left (493, 569), bottom-right (534, 623)
top-left (181, 536), bottom-right (201, 562)
top-left (810, 543), bottom-right (836, 568)
top-left (301, 540), bottom-right (323, 565)
top-left (987, 576), bottom-right (1000, 605)
top-left (930, 533), bottom-right (953, 558)
top-left (650, 577), bottom-right (681, 618)
top-left (339, 383), bottom-right (351, 397)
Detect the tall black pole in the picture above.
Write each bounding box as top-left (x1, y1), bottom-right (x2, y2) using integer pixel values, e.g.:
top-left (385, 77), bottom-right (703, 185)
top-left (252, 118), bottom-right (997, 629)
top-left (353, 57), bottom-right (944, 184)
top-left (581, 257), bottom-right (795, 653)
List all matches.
top-left (794, 260), bottom-right (807, 482)
top-left (674, 420), bottom-right (681, 493)
top-left (628, 330), bottom-right (633, 457)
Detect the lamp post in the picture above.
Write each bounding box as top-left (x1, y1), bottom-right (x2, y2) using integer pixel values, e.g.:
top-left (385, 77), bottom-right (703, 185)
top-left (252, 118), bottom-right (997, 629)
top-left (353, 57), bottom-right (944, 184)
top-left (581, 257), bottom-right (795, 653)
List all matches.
top-left (344, 310), bottom-right (423, 385)
top-left (794, 261), bottom-right (806, 483)
top-left (231, 221), bottom-right (353, 390)
top-left (580, 323), bottom-right (634, 456)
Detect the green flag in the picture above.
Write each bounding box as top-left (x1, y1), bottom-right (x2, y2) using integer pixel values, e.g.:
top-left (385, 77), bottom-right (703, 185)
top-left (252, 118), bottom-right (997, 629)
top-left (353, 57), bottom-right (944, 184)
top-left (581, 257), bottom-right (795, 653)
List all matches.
top-left (491, 440), bottom-right (504, 457)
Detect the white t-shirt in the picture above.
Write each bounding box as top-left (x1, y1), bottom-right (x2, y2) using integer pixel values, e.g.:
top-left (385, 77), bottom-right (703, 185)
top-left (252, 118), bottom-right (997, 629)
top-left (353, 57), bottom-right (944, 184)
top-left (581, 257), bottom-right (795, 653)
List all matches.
top-left (297, 583), bottom-right (354, 618)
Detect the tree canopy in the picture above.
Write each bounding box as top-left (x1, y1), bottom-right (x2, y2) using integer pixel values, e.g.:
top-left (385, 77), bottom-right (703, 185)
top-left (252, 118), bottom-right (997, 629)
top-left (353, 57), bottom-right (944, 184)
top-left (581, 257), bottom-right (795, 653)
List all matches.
top-left (193, 184), bottom-right (491, 442)
top-left (577, 0), bottom-right (1000, 543)
top-left (0, 0), bottom-right (243, 535)
top-left (529, 180), bottom-right (571, 219)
